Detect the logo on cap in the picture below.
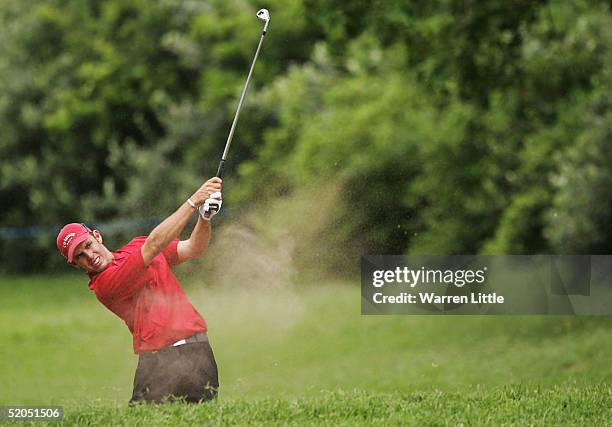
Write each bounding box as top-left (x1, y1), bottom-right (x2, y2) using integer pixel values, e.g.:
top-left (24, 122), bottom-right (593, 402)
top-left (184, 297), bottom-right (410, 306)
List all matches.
top-left (63, 232), bottom-right (75, 249)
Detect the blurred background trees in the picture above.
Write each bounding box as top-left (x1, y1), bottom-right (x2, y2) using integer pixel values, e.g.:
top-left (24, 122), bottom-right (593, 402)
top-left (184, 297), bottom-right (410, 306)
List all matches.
top-left (1, 0), bottom-right (611, 273)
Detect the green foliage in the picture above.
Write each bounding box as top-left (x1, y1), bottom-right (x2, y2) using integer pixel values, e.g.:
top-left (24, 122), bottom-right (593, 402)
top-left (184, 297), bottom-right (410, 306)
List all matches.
top-left (1, 0), bottom-right (612, 272)
top-left (546, 86), bottom-right (612, 253)
top-left (237, 38), bottom-right (430, 255)
top-left (0, 0), bottom-right (317, 271)
top-left (0, 0), bottom-right (206, 270)
top-left (237, 0), bottom-right (612, 261)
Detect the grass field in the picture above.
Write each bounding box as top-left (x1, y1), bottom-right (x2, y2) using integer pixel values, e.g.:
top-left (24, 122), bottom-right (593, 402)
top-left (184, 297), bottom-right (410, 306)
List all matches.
top-left (0, 274), bottom-right (610, 425)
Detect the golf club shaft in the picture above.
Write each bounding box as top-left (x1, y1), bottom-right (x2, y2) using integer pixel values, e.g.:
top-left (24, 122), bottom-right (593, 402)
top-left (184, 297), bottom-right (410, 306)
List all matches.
top-left (216, 28), bottom-right (267, 178)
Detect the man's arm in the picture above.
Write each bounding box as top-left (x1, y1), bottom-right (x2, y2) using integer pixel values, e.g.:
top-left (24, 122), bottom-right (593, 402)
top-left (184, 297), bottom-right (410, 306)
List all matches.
top-left (141, 177), bottom-right (222, 266)
top-left (176, 216), bottom-right (212, 262)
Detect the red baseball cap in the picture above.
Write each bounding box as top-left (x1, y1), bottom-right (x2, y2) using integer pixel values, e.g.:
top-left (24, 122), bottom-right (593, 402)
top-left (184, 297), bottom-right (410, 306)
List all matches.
top-left (56, 223), bottom-right (93, 263)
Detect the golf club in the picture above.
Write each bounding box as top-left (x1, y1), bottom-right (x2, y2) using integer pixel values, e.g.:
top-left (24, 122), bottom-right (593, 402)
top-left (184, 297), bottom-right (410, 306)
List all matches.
top-left (215, 8), bottom-right (270, 178)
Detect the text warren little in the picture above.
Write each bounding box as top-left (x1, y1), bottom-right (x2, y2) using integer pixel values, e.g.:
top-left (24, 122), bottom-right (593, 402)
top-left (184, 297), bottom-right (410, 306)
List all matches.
top-left (373, 292), bottom-right (505, 304)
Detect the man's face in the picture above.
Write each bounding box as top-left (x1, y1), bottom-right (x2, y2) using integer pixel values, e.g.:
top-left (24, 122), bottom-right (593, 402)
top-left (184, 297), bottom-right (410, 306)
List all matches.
top-left (71, 232), bottom-right (113, 274)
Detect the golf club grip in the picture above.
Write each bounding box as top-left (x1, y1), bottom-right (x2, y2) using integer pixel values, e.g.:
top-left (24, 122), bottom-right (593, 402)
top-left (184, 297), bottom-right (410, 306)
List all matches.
top-left (216, 159), bottom-right (225, 178)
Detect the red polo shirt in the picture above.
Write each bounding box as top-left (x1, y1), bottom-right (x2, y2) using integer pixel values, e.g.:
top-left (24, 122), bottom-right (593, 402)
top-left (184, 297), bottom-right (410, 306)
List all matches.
top-left (88, 237), bottom-right (207, 353)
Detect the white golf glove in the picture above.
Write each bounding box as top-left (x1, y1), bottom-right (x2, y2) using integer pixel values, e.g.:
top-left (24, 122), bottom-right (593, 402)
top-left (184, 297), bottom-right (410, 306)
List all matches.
top-left (199, 192), bottom-right (222, 220)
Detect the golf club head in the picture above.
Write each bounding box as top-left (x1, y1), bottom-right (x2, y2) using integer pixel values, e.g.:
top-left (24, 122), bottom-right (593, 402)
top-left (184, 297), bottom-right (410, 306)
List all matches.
top-left (257, 8), bottom-right (270, 32)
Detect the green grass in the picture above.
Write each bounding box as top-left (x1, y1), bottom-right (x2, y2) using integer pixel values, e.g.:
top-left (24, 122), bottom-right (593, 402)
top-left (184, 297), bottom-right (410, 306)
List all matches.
top-left (12, 385), bottom-right (605, 426)
top-left (0, 274), bottom-right (610, 425)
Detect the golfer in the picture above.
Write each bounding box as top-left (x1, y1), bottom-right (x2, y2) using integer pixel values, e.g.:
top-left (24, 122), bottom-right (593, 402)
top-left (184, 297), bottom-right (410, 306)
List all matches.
top-left (56, 177), bottom-right (223, 404)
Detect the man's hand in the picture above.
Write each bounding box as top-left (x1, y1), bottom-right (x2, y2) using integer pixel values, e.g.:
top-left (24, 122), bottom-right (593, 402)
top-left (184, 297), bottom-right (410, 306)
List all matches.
top-left (189, 178), bottom-right (222, 207)
top-left (199, 192), bottom-right (222, 220)
top-left (142, 177), bottom-right (222, 266)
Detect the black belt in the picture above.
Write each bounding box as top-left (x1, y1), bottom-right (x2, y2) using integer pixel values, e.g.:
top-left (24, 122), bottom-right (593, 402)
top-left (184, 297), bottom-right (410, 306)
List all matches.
top-left (142, 333), bottom-right (208, 355)
top-left (171, 332), bottom-right (208, 347)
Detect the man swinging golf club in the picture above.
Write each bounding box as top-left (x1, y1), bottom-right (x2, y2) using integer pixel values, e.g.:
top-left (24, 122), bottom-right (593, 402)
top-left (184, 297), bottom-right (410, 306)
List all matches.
top-left (55, 7), bottom-right (270, 404)
top-left (56, 179), bottom-right (223, 403)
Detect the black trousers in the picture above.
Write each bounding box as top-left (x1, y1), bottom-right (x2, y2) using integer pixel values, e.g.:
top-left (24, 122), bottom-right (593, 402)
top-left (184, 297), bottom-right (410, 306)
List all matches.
top-left (130, 340), bottom-right (219, 404)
